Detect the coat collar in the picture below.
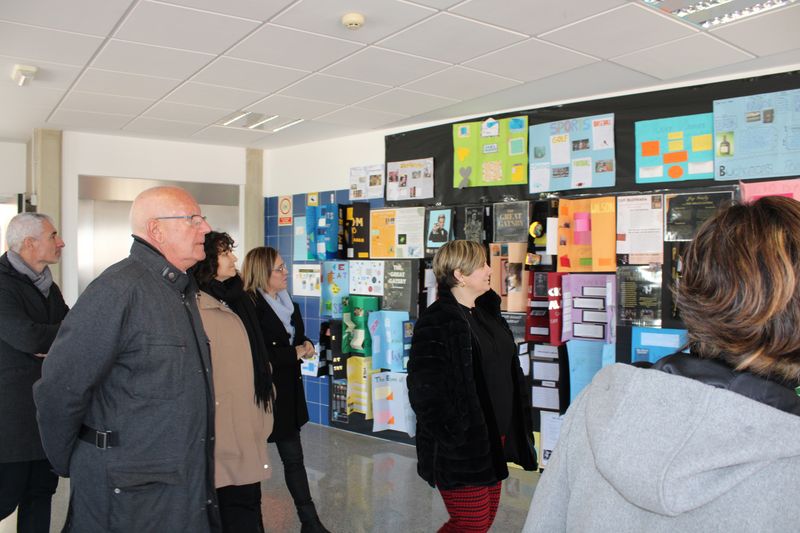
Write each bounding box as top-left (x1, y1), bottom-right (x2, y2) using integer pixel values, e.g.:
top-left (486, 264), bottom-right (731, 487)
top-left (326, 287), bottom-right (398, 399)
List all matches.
top-left (130, 236), bottom-right (194, 295)
top-left (198, 290), bottom-right (231, 312)
top-left (436, 283), bottom-right (501, 315)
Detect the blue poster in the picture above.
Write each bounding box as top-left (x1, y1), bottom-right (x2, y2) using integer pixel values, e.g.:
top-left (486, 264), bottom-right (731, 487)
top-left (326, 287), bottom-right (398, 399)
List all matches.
top-left (635, 113), bottom-right (714, 183)
top-left (529, 113), bottom-right (616, 193)
top-left (321, 261), bottom-right (349, 318)
top-left (631, 327), bottom-right (688, 364)
top-left (293, 216), bottom-right (308, 261)
top-left (566, 339), bottom-right (615, 403)
top-left (713, 88), bottom-right (800, 180)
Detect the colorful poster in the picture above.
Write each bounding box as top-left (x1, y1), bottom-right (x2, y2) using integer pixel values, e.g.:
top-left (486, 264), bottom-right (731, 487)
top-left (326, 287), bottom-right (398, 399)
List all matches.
top-left (386, 158), bottom-right (434, 201)
top-left (321, 261), bottom-right (349, 318)
top-left (369, 207), bottom-right (425, 259)
top-left (452, 116), bottom-right (529, 188)
top-left (561, 274), bottom-right (616, 344)
top-left (369, 310), bottom-right (410, 373)
top-left (635, 113), bottom-right (714, 183)
top-left (714, 88), bottom-right (800, 181)
top-left (425, 207), bottom-right (453, 256)
top-left (293, 216), bottom-right (308, 261)
top-left (740, 177), bottom-right (800, 202)
top-left (350, 163), bottom-right (385, 200)
top-left (529, 113), bottom-right (616, 193)
top-left (371, 372), bottom-right (416, 437)
top-left (493, 201), bottom-right (530, 243)
top-left (631, 326), bottom-right (688, 364)
top-left (291, 263), bottom-right (320, 297)
top-left (616, 195), bottom-right (664, 264)
top-left (349, 260), bottom-right (385, 296)
top-left (664, 191), bottom-right (734, 241)
top-left (556, 197), bottom-right (616, 272)
top-left (346, 356), bottom-right (377, 418)
top-left (489, 243), bottom-right (529, 312)
top-left (342, 295), bottom-right (380, 355)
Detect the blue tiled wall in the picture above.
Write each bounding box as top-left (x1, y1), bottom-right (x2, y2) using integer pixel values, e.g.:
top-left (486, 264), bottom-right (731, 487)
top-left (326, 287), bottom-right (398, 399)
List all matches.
top-left (264, 189), bottom-right (385, 426)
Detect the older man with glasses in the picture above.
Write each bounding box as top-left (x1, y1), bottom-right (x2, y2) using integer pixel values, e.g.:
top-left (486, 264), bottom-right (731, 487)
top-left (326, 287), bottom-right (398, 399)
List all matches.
top-left (34, 186), bottom-right (221, 532)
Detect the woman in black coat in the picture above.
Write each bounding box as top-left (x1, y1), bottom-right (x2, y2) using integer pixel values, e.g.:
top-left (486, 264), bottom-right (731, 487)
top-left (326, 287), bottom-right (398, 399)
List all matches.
top-left (242, 246), bottom-right (330, 533)
top-left (408, 240), bottom-right (537, 533)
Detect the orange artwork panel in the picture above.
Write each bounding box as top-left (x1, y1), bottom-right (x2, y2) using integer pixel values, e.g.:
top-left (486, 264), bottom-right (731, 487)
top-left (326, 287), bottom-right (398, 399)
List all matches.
top-left (663, 150), bottom-right (688, 164)
top-left (641, 140), bottom-right (660, 157)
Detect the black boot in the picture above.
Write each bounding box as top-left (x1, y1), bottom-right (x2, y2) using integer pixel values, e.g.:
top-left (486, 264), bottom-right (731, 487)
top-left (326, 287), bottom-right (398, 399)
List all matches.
top-left (297, 503), bottom-right (331, 533)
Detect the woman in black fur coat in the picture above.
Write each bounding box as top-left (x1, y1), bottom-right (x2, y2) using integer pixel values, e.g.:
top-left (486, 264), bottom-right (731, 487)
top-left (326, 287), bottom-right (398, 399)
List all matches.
top-left (408, 240), bottom-right (537, 533)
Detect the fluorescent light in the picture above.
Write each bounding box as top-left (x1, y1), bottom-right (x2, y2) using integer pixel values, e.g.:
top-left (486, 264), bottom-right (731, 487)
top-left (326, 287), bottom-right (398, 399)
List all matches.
top-left (222, 111), bottom-right (251, 126)
top-left (247, 115), bottom-right (279, 129)
top-left (640, 0), bottom-right (797, 27)
top-left (272, 119), bottom-right (304, 133)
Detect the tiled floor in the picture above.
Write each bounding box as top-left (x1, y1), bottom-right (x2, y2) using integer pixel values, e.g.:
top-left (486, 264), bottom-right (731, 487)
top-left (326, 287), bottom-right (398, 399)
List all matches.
top-left (1, 424), bottom-right (539, 532)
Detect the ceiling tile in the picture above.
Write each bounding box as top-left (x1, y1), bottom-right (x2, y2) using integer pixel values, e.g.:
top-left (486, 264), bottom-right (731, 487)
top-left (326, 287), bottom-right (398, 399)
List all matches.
top-left (316, 107), bottom-right (407, 128)
top-left (402, 66), bottom-right (520, 100)
top-left (357, 89), bottom-right (458, 115)
top-left (541, 3), bottom-right (696, 59)
top-left (322, 47), bottom-right (448, 86)
top-left (144, 101), bottom-right (229, 123)
top-left (191, 125), bottom-right (269, 145)
top-left (670, 49), bottom-right (800, 84)
top-left (245, 94), bottom-right (339, 119)
top-left (166, 82), bottom-right (264, 109)
top-left (464, 38), bottom-right (597, 82)
top-left (0, 55), bottom-right (81, 89)
top-left (710, 4), bottom-right (800, 57)
top-left (156, 0), bottom-right (293, 21)
top-left (0, 21), bottom-right (103, 66)
top-left (407, 0), bottom-right (463, 8)
top-left (452, 0), bottom-right (627, 35)
top-left (614, 33), bottom-right (754, 80)
top-left (280, 74), bottom-right (389, 105)
top-left (123, 116), bottom-right (204, 138)
top-left (379, 13), bottom-right (525, 64)
top-left (48, 109), bottom-right (133, 130)
top-left (273, 0), bottom-right (435, 44)
top-left (74, 68), bottom-right (180, 99)
top-left (0, 83), bottom-right (65, 108)
top-left (256, 120), bottom-right (365, 149)
top-left (114, 1), bottom-right (259, 55)
top-left (93, 40), bottom-right (214, 79)
top-left (193, 57), bottom-right (307, 93)
top-left (228, 24), bottom-right (363, 71)
top-left (0, 0), bottom-right (131, 36)
top-left (60, 91), bottom-right (155, 115)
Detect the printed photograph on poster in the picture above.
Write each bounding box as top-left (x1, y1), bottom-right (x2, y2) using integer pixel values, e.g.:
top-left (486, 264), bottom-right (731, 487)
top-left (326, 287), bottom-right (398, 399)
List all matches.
top-left (713, 88), bottom-right (800, 181)
top-left (616, 194), bottom-right (664, 265)
top-left (529, 113), bottom-right (616, 193)
top-left (617, 265), bottom-right (662, 326)
top-left (349, 164), bottom-right (385, 200)
top-left (452, 116), bottom-right (529, 188)
top-left (349, 260), bottom-right (385, 296)
top-left (370, 207), bottom-right (424, 259)
top-left (386, 158), bottom-right (434, 201)
top-left (664, 191), bottom-right (734, 241)
top-left (635, 113), bottom-right (714, 183)
top-left (493, 201), bottom-right (530, 243)
top-left (425, 208), bottom-right (453, 256)
top-left (460, 206), bottom-right (485, 243)
top-left (292, 263), bottom-right (321, 297)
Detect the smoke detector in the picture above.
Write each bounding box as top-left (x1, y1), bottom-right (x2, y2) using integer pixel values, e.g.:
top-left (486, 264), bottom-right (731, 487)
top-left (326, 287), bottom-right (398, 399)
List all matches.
top-left (341, 12), bottom-right (365, 30)
top-left (11, 64), bottom-right (37, 87)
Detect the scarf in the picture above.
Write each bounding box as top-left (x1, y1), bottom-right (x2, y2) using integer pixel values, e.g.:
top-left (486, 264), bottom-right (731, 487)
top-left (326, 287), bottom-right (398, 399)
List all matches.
top-left (7, 250), bottom-right (53, 297)
top-left (202, 275), bottom-right (274, 411)
top-left (259, 288), bottom-right (296, 344)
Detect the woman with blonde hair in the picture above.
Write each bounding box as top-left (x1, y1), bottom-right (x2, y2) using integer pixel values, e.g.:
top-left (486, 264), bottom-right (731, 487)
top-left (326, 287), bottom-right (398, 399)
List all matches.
top-left (524, 196), bottom-right (800, 532)
top-left (241, 247), bottom-right (330, 533)
top-left (408, 239), bottom-right (537, 533)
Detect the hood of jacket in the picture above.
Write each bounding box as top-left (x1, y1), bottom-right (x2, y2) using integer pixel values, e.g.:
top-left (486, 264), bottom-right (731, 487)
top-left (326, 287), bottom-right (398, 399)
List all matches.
top-left (583, 363), bottom-right (800, 517)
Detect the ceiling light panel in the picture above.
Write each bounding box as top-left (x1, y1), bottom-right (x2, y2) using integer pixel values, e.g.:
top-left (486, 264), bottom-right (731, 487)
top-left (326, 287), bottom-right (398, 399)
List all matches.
top-left (640, 0), bottom-right (798, 28)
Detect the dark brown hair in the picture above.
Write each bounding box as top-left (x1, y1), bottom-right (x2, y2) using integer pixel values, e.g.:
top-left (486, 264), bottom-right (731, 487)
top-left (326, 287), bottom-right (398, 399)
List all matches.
top-left (678, 196), bottom-right (800, 383)
top-left (191, 231), bottom-right (234, 286)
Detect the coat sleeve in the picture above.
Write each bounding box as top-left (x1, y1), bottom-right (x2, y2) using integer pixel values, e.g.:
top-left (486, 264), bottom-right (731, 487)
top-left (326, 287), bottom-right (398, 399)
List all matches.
top-left (407, 317), bottom-right (468, 449)
top-left (0, 284), bottom-right (63, 355)
top-left (32, 281), bottom-right (129, 476)
top-left (522, 384), bottom-right (590, 533)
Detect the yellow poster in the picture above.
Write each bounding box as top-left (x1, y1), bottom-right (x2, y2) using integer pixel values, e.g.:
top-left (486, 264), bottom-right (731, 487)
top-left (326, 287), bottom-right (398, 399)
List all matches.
top-left (346, 356), bottom-right (378, 419)
top-left (557, 197), bottom-right (616, 272)
top-left (369, 209), bottom-right (396, 259)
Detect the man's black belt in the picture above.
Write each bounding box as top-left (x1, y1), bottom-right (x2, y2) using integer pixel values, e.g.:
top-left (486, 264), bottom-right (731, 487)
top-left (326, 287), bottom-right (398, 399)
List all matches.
top-left (78, 424), bottom-right (118, 449)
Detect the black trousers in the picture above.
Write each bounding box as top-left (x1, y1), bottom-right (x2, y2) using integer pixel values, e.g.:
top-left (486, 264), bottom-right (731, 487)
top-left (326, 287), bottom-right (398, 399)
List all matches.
top-left (275, 433), bottom-right (313, 509)
top-left (0, 459), bottom-right (59, 533)
top-left (216, 482), bottom-right (264, 533)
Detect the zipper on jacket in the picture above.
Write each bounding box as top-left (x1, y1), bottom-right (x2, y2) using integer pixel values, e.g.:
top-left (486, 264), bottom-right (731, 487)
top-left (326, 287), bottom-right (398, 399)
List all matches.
top-left (432, 440), bottom-right (439, 487)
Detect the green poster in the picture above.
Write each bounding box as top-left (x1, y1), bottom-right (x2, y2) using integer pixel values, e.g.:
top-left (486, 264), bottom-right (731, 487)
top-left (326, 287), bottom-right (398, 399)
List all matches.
top-left (453, 116), bottom-right (529, 188)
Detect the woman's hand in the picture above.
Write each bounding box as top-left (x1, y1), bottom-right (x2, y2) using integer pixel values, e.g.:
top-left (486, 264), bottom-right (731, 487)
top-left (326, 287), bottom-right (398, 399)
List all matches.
top-left (301, 340), bottom-right (316, 359)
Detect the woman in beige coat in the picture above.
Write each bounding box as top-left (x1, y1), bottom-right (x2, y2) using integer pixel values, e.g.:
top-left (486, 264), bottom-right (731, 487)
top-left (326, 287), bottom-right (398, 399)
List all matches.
top-left (192, 231), bottom-right (275, 533)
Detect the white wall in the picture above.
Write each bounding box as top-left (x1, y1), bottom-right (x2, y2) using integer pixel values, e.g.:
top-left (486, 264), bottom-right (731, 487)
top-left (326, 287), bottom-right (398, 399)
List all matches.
top-left (0, 141), bottom-right (26, 197)
top-left (62, 132), bottom-right (247, 304)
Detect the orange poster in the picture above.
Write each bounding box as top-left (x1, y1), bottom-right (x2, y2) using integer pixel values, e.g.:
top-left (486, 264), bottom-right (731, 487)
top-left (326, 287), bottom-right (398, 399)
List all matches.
top-left (370, 209), bottom-right (396, 259)
top-left (557, 197), bottom-right (616, 272)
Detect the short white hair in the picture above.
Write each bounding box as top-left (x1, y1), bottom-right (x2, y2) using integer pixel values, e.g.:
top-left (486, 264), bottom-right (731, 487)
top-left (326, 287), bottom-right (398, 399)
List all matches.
top-left (6, 213), bottom-right (53, 253)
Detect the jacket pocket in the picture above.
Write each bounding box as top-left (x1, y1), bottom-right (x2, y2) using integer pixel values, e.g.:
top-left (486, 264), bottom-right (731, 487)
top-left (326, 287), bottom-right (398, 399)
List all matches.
top-left (132, 334), bottom-right (186, 400)
top-left (106, 459), bottom-right (185, 532)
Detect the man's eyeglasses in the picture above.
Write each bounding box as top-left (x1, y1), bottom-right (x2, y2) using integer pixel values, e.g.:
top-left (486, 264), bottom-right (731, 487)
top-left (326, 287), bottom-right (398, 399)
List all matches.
top-left (273, 264), bottom-right (287, 273)
top-left (154, 215), bottom-right (207, 227)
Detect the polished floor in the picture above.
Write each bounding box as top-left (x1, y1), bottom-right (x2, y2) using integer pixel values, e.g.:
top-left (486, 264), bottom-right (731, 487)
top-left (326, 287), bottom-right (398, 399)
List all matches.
top-left (0, 424), bottom-right (539, 532)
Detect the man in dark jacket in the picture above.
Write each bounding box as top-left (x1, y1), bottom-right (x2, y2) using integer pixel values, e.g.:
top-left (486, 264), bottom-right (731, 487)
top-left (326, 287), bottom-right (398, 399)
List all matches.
top-left (34, 186), bottom-right (221, 533)
top-left (0, 212), bottom-right (68, 533)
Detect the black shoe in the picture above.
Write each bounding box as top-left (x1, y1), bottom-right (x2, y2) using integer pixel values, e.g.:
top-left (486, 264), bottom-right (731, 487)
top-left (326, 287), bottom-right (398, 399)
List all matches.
top-left (297, 503), bottom-right (331, 533)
